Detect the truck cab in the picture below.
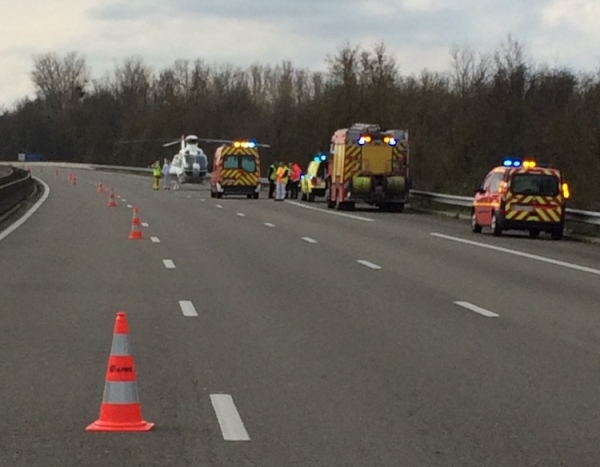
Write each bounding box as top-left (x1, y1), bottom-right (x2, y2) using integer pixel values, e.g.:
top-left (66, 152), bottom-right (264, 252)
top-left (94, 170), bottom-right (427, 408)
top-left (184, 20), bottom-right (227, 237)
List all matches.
top-left (472, 158), bottom-right (570, 239)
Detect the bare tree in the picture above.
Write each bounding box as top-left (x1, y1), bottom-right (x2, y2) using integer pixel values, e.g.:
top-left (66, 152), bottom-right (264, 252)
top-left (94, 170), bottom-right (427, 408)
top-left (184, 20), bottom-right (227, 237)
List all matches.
top-left (31, 51), bottom-right (89, 110)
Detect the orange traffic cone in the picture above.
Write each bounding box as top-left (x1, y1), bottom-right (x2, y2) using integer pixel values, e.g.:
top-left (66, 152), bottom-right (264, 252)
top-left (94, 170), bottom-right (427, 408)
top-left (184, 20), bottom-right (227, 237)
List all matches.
top-left (108, 189), bottom-right (117, 207)
top-left (86, 311), bottom-right (154, 432)
top-left (97, 181), bottom-right (104, 193)
top-left (128, 214), bottom-right (143, 240)
top-left (132, 207), bottom-right (141, 226)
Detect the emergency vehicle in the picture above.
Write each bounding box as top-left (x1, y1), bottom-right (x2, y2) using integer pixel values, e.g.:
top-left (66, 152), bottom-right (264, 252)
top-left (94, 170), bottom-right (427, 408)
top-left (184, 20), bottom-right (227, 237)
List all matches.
top-left (327, 123), bottom-right (409, 211)
top-left (472, 158), bottom-right (570, 239)
top-left (300, 152), bottom-right (328, 202)
top-left (210, 140), bottom-right (263, 199)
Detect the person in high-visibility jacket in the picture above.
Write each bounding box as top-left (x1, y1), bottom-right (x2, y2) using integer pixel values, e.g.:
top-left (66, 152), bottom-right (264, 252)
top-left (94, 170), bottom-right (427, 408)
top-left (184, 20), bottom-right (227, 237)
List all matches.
top-left (151, 160), bottom-right (161, 190)
top-left (275, 162), bottom-right (290, 201)
top-left (268, 162), bottom-right (277, 198)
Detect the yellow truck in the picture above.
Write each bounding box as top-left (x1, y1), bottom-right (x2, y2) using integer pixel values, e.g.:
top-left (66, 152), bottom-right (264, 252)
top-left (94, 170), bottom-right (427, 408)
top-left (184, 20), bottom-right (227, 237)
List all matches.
top-left (327, 123), bottom-right (409, 211)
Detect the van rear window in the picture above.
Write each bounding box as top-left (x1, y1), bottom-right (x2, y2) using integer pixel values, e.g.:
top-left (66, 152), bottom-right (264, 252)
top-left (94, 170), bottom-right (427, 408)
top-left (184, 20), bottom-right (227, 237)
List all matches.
top-left (511, 174), bottom-right (559, 196)
top-left (223, 155), bottom-right (256, 172)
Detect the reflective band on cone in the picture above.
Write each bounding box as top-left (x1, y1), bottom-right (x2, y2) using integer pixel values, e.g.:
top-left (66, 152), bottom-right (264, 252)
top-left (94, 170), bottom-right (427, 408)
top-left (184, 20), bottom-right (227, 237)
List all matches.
top-left (128, 216), bottom-right (143, 240)
top-left (86, 311), bottom-right (154, 432)
top-left (108, 189), bottom-right (117, 208)
top-left (132, 207), bottom-right (141, 226)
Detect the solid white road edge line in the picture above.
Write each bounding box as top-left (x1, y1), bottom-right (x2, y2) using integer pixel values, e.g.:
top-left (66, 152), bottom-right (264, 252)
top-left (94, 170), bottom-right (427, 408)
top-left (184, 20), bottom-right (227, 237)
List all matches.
top-left (301, 237), bottom-right (317, 243)
top-left (163, 259), bottom-right (176, 269)
top-left (210, 394), bottom-right (251, 441)
top-left (454, 301), bottom-right (499, 318)
top-left (286, 200), bottom-right (374, 222)
top-left (151, 236), bottom-right (160, 243)
top-left (431, 232), bottom-right (600, 276)
top-left (0, 177), bottom-right (50, 242)
top-left (357, 260), bottom-right (382, 270)
top-left (179, 300), bottom-right (198, 317)
top-left (264, 223), bottom-right (275, 227)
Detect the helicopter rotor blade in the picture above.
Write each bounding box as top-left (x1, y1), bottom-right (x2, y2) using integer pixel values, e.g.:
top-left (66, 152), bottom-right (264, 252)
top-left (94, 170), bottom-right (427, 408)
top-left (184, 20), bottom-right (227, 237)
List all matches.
top-left (163, 140), bottom-right (183, 148)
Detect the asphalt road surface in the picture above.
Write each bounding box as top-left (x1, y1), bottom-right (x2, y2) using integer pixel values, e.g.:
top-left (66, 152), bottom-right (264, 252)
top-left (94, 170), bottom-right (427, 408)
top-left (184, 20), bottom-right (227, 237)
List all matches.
top-left (1, 167), bottom-right (600, 466)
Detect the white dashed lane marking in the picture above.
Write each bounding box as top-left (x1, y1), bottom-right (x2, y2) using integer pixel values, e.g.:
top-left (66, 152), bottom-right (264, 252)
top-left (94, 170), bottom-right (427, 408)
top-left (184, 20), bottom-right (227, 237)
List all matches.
top-left (179, 300), bottom-right (198, 317)
top-left (264, 223), bottom-right (275, 227)
top-left (151, 237), bottom-right (161, 243)
top-left (301, 237), bottom-right (317, 244)
top-left (163, 260), bottom-right (176, 269)
top-left (357, 260), bottom-right (382, 270)
top-left (454, 301), bottom-right (499, 318)
top-left (237, 213), bottom-right (246, 217)
top-left (210, 394), bottom-right (250, 441)
top-left (142, 222), bottom-right (149, 227)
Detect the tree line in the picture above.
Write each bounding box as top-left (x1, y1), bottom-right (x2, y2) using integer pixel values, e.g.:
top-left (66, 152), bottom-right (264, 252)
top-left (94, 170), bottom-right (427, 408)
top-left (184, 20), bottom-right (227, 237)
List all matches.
top-left (1, 36), bottom-right (599, 209)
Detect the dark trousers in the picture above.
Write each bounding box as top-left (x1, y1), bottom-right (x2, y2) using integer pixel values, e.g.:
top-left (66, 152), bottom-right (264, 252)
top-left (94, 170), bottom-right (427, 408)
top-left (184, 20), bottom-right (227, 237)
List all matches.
top-left (269, 180), bottom-right (275, 198)
top-left (290, 181), bottom-right (300, 199)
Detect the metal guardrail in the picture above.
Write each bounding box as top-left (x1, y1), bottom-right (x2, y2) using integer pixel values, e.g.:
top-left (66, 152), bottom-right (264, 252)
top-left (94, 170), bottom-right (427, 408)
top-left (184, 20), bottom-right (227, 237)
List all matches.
top-left (409, 190), bottom-right (600, 226)
top-left (5, 161), bottom-right (600, 226)
top-left (0, 167), bottom-right (35, 218)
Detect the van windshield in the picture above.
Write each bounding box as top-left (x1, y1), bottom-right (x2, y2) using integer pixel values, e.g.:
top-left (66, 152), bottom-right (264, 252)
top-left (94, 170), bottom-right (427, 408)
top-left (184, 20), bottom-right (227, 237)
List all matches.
top-left (511, 173), bottom-right (559, 196)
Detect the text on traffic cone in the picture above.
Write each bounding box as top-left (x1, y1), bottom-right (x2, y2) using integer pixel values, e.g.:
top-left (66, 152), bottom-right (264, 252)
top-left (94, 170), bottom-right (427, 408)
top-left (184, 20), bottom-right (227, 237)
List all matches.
top-left (86, 311), bottom-right (154, 432)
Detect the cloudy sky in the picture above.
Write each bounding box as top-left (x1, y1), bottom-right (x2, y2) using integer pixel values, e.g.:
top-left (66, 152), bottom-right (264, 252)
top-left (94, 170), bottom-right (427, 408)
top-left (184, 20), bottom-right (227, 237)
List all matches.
top-left (1, 0), bottom-right (599, 109)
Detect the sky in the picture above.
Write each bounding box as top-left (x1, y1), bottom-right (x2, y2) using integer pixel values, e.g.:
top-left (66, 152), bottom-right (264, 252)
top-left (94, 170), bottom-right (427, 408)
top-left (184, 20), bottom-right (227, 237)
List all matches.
top-left (1, 0), bottom-right (600, 109)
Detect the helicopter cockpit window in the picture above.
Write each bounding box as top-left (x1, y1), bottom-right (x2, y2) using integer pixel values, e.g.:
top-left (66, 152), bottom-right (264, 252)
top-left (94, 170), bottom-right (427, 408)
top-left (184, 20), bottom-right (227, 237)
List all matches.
top-left (240, 156), bottom-right (256, 172)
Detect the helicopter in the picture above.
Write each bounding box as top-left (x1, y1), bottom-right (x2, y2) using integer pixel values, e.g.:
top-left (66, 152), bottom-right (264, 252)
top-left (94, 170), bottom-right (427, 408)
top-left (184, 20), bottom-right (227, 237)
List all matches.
top-left (163, 134), bottom-right (210, 185)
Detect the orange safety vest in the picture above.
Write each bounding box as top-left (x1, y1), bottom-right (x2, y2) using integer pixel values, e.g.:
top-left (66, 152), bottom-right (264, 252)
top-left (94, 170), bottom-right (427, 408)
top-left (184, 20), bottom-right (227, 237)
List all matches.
top-left (276, 166), bottom-right (289, 183)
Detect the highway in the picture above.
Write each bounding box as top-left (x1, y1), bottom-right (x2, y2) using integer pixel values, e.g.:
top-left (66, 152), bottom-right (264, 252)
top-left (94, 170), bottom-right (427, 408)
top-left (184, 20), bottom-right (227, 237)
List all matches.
top-left (1, 167), bottom-right (600, 466)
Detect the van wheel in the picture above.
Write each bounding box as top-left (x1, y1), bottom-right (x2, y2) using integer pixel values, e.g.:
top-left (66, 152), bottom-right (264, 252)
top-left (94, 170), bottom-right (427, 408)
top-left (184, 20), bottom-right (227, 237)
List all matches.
top-left (308, 193), bottom-right (315, 202)
top-left (301, 193), bottom-right (307, 201)
top-left (551, 226), bottom-right (564, 240)
top-left (529, 229), bottom-right (540, 239)
top-left (471, 212), bottom-right (482, 233)
top-left (253, 193), bottom-right (259, 199)
top-left (210, 191), bottom-right (216, 198)
top-left (491, 212), bottom-right (502, 236)
top-left (217, 192), bottom-right (223, 199)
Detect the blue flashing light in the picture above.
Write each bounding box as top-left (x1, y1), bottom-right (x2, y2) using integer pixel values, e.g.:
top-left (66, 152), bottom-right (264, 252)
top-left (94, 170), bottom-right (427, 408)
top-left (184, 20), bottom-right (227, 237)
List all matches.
top-left (389, 138), bottom-right (397, 146)
top-left (503, 158), bottom-right (522, 167)
top-left (313, 156), bottom-right (320, 162)
top-left (320, 154), bottom-right (327, 161)
top-left (357, 137), bottom-right (366, 146)
top-left (247, 141), bottom-right (256, 148)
